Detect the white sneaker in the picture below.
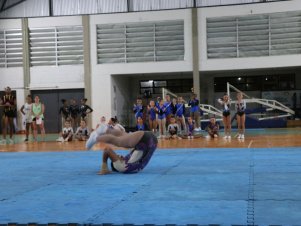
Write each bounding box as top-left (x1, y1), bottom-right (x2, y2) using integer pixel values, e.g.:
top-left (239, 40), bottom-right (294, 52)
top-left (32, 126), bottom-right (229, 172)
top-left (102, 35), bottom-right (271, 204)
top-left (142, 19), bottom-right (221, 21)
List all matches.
top-left (0, 139), bottom-right (6, 145)
top-left (194, 127), bottom-right (202, 132)
top-left (56, 137), bottom-right (64, 142)
top-left (238, 134), bottom-right (242, 139)
top-left (86, 131), bottom-right (98, 150)
top-left (214, 134), bottom-right (218, 138)
top-left (241, 134), bottom-right (245, 139)
top-left (205, 135), bottom-right (210, 139)
top-left (227, 135), bottom-right (231, 139)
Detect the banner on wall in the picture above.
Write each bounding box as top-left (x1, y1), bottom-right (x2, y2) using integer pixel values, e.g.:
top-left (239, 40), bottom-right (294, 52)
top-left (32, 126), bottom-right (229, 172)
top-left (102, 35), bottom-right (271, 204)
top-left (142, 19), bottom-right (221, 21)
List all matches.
top-left (262, 90), bottom-right (301, 109)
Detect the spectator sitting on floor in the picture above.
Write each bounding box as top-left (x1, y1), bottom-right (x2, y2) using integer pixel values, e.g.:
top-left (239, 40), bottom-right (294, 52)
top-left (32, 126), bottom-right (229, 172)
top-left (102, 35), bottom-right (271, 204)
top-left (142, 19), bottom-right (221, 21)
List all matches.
top-left (75, 120), bottom-right (90, 141)
top-left (108, 116), bottom-right (125, 132)
top-left (205, 117), bottom-right (219, 138)
top-left (56, 120), bottom-right (73, 142)
top-left (166, 116), bottom-right (181, 139)
top-left (136, 116), bottom-right (148, 131)
top-left (96, 116), bottom-right (107, 129)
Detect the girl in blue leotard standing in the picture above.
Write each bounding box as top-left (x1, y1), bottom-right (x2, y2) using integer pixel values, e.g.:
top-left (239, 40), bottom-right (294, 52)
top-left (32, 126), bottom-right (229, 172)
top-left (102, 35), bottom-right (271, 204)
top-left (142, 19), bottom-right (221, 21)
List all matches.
top-left (147, 100), bottom-right (157, 133)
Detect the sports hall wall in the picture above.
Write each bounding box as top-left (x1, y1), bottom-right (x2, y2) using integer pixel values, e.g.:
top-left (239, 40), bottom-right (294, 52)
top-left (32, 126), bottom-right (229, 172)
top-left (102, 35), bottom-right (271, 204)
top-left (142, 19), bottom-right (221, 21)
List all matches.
top-left (0, 0), bottom-right (301, 130)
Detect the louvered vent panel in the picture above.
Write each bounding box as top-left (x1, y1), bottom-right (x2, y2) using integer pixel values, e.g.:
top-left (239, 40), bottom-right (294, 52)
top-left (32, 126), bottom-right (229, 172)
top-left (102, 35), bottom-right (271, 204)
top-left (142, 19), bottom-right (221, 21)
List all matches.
top-left (97, 20), bottom-right (184, 64)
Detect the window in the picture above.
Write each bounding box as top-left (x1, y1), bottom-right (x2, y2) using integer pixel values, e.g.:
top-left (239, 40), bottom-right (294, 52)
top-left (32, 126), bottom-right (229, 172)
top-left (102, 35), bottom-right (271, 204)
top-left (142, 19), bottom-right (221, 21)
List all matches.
top-left (214, 74), bottom-right (295, 92)
top-left (29, 26), bottom-right (83, 66)
top-left (0, 29), bottom-right (23, 68)
top-left (207, 10), bottom-right (301, 59)
top-left (140, 79), bottom-right (192, 95)
top-left (97, 20), bottom-right (184, 64)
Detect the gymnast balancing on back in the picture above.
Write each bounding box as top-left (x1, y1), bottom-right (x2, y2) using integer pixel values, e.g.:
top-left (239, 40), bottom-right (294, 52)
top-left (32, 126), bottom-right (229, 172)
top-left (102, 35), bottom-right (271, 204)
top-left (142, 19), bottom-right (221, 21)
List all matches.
top-left (86, 125), bottom-right (158, 175)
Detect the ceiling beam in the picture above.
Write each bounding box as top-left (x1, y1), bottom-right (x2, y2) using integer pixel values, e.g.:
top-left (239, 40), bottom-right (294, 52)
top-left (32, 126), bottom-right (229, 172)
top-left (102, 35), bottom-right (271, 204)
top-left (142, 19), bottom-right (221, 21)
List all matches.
top-left (0, 0), bottom-right (8, 12)
top-left (49, 0), bottom-right (53, 16)
top-left (0, 0), bottom-right (26, 13)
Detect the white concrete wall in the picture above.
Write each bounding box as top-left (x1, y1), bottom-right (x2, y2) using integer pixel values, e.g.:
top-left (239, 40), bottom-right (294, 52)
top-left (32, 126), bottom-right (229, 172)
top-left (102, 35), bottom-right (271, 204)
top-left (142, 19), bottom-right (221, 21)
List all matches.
top-left (111, 75), bottom-right (132, 127)
top-left (91, 74), bottom-right (113, 126)
top-left (198, 0), bottom-right (301, 71)
top-left (1, 4), bottom-right (301, 129)
top-left (0, 19), bottom-right (24, 90)
top-left (0, 19), bottom-right (25, 130)
top-left (28, 16), bottom-right (85, 90)
top-left (29, 66), bottom-right (84, 90)
top-left (89, 9), bottom-right (194, 126)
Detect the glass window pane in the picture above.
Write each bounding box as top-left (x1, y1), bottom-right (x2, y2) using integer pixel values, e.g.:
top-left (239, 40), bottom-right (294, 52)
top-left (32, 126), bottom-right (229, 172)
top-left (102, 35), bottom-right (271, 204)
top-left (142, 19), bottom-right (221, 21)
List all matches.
top-left (154, 80), bottom-right (167, 87)
top-left (140, 81), bottom-right (153, 88)
top-left (140, 88), bottom-right (153, 94)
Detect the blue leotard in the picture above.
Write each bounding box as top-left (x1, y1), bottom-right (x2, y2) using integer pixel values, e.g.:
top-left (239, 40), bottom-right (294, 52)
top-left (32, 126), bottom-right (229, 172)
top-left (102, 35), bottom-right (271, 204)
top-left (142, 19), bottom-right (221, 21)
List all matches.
top-left (133, 104), bottom-right (143, 119)
top-left (148, 107), bottom-right (157, 121)
top-left (176, 103), bottom-right (185, 117)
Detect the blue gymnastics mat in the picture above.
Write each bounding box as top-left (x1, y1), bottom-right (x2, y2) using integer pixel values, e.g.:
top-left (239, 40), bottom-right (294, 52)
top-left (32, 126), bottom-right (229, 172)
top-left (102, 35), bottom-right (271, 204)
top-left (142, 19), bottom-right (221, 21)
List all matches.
top-left (0, 148), bottom-right (301, 225)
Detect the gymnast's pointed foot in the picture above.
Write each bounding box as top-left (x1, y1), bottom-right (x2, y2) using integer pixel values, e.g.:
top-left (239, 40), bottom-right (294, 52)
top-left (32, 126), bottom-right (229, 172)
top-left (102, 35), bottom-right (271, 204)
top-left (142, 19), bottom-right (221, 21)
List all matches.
top-left (97, 169), bottom-right (111, 175)
top-left (98, 163), bottom-right (111, 175)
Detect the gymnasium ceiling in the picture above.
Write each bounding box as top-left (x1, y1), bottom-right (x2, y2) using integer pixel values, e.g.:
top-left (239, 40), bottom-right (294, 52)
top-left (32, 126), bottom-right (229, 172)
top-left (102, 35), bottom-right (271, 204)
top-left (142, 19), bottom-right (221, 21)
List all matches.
top-left (0, 0), bottom-right (26, 13)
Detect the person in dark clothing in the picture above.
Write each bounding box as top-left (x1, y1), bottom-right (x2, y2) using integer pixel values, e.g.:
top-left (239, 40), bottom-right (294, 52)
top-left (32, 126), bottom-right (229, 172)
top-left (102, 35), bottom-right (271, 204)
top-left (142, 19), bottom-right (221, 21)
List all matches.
top-left (79, 98), bottom-right (93, 121)
top-left (59, 99), bottom-right (70, 129)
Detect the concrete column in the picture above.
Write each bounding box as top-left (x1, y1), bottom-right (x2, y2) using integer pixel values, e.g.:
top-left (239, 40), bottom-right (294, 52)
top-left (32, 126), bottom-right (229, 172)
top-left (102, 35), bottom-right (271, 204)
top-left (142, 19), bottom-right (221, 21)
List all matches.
top-left (191, 8), bottom-right (201, 100)
top-left (82, 15), bottom-right (92, 127)
top-left (21, 18), bottom-right (30, 96)
top-left (19, 18), bottom-right (30, 131)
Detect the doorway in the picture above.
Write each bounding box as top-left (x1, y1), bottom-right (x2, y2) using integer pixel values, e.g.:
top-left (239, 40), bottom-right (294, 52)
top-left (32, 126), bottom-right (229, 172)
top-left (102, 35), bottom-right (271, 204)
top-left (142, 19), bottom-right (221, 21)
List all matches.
top-left (31, 89), bottom-right (84, 133)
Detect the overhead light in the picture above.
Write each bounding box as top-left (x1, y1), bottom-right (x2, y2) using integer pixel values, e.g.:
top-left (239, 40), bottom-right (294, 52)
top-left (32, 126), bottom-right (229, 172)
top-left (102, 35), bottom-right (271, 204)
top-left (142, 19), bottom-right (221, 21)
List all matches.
top-left (149, 80), bottom-right (153, 83)
top-left (265, 77), bottom-right (268, 81)
top-left (238, 77), bottom-right (241, 81)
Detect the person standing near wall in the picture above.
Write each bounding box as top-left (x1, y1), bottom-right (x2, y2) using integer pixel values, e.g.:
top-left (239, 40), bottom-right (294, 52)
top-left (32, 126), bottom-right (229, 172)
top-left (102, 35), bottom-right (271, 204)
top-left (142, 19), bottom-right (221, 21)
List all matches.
top-left (188, 93), bottom-right (201, 131)
top-left (218, 94), bottom-right (231, 139)
top-left (133, 97), bottom-right (144, 122)
top-left (236, 92), bottom-right (246, 139)
top-left (156, 99), bottom-right (166, 139)
top-left (147, 100), bottom-right (157, 133)
top-left (0, 87), bottom-right (16, 144)
top-left (175, 96), bottom-right (186, 132)
top-left (20, 95), bottom-right (33, 142)
top-left (31, 95), bottom-right (46, 142)
top-left (164, 94), bottom-right (172, 125)
top-left (59, 99), bottom-right (70, 130)
top-left (79, 98), bottom-right (93, 121)
top-left (69, 98), bottom-right (80, 131)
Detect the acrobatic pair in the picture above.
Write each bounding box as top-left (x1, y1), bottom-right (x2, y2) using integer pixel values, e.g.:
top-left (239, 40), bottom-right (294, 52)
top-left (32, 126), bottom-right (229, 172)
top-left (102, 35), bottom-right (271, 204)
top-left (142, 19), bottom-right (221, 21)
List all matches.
top-left (86, 124), bottom-right (158, 174)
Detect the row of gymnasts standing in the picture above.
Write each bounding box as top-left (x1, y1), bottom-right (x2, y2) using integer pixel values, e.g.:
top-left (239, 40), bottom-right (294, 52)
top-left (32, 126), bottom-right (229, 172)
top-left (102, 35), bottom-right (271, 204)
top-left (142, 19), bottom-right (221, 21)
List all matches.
top-left (19, 95), bottom-right (93, 143)
top-left (59, 98), bottom-right (93, 131)
top-left (218, 92), bottom-right (246, 139)
top-left (133, 93), bottom-right (202, 139)
top-left (133, 91), bottom-right (246, 140)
